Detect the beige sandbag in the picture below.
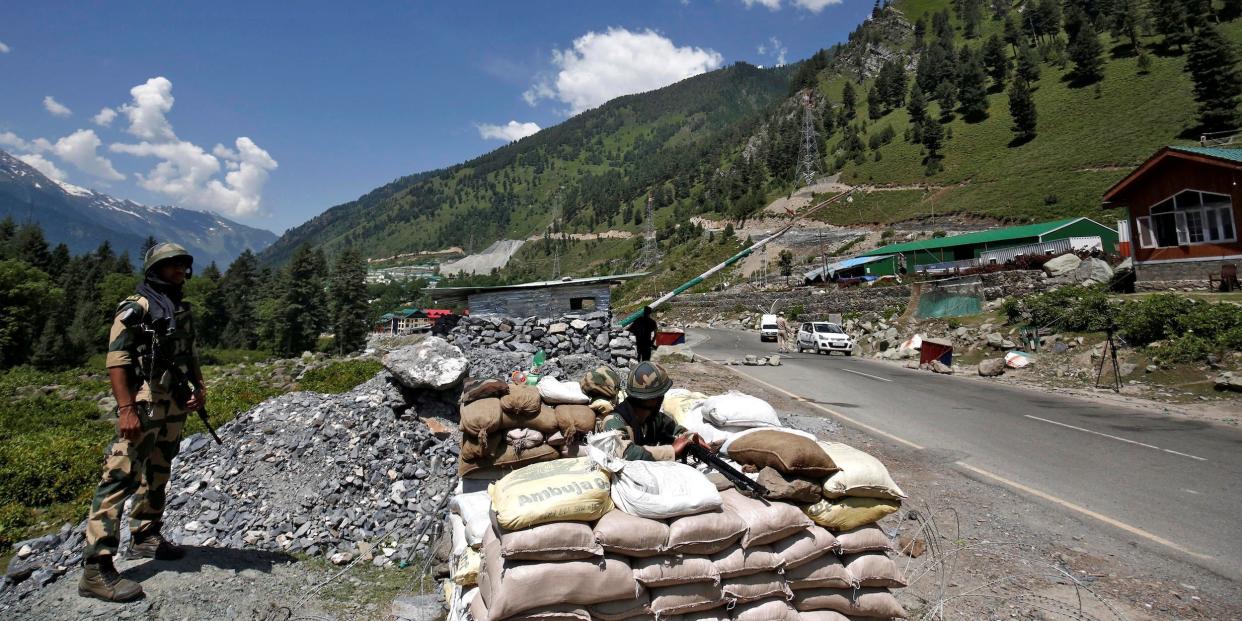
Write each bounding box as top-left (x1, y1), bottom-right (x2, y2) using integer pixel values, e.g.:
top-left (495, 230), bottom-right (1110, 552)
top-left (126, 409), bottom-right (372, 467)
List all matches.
top-left (459, 438), bottom-right (559, 477)
top-left (725, 430), bottom-right (837, 478)
top-left (769, 526), bottom-right (836, 570)
top-left (461, 398), bottom-right (503, 447)
top-left (489, 457), bottom-right (613, 530)
top-left (501, 403), bottom-right (560, 436)
top-left (588, 585), bottom-right (651, 621)
top-left (506, 428), bottom-right (545, 453)
top-left (817, 442), bottom-right (906, 500)
top-left (501, 384), bottom-right (543, 417)
top-left (721, 571), bottom-right (792, 605)
top-left (633, 556), bottom-right (720, 587)
top-left (720, 489), bottom-right (813, 548)
top-left (649, 583), bottom-right (726, 619)
top-left (710, 545), bottom-right (784, 579)
top-left (793, 612), bottom-right (853, 621)
top-left (791, 588), bottom-right (907, 618)
top-left (731, 598), bottom-right (799, 621)
top-left (666, 508), bottom-right (747, 555)
top-left (499, 521), bottom-right (603, 561)
top-left (478, 529), bottom-right (637, 620)
top-left (461, 378), bottom-right (510, 404)
top-left (661, 389), bottom-right (708, 426)
top-left (802, 498), bottom-right (900, 532)
top-left (842, 553), bottom-right (907, 588)
top-left (589, 398), bottom-right (616, 416)
top-left (594, 509), bottom-right (670, 558)
top-left (833, 526), bottom-right (893, 555)
top-left (757, 468), bottom-right (824, 504)
top-left (469, 592), bottom-right (593, 621)
top-left (451, 547), bottom-right (480, 587)
top-left (555, 404), bottom-right (597, 441)
top-left (678, 611), bottom-right (727, 621)
top-left (785, 555), bottom-right (854, 590)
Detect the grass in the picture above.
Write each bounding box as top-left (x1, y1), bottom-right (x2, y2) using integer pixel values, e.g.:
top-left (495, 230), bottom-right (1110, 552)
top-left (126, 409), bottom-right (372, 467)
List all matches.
top-left (613, 236), bottom-right (747, 311)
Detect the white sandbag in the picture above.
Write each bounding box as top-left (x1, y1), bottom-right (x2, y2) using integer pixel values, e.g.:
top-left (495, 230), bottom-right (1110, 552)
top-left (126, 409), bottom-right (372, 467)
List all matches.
top-left (538, 375), bottom-right (591, 405)
top-left (662, 389), bottom-right (708, 425)
top-left (817, 442), bottom-right (906, 500)
top-left (450, 491), bottom-right (492, 549)
top-left (701, 392), bottom-right (781, 428)
top-left (588, 431), bottom-right (722, 519)
top-left (450, 513), bottom-right (468, 557)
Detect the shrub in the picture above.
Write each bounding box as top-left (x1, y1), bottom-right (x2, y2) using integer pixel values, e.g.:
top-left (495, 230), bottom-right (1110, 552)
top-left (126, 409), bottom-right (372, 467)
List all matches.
top-left (881, 228), bottom-right (896, 239)
top-left (188, 377), bottom-right (283, 437)
top-left (1156, 334), bottom-right (1215, 364)
top-left (0, 502), bottom-right (31, 550)
top-left (789, 304), bottom-right (805, 321)
top-left (298, 359), bottom-right (384, 394)
top-left (0, 431), bottom-right (102, 507)
top-left (1114, 294), bottom-right (1197, 345)
top-left (1176, 302), bottom-right (1242, 342)
top-left (1008, 285), bottom-right (1114, 331)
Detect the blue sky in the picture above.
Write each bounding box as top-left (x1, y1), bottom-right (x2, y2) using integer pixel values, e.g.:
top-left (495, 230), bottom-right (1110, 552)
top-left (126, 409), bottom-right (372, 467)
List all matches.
top-left (0, 0), bottom-right (872, 233)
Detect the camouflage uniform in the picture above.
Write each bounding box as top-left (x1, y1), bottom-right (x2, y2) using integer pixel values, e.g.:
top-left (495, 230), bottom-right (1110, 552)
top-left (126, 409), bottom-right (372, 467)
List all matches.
top-left (598, 361), bottom-right (683, 461)
top-left (83, 294), bottom-right (198, 559)
top-left (580, 366), bottom-right (621, 402)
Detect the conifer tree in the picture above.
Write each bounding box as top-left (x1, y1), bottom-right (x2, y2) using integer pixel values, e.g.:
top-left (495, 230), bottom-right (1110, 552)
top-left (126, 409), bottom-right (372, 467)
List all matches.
top-left (957, 48), bottom-right (991, 121)
top-left (935, 81), bottom-right (957, 120)
top-left (1008, 78), bottom-right (1038, 142)
top-left (272, 244), bottom-right (329, 356)
top-left (1137, 49), bottom-right (1153, 74)
top-left (841, 81), bottom-right (858, 123)
top-left (920, 116), bottom-right (945, 173)
top-left (31, 312), bottom-right (79, 370)
top-left (140, 235), bottom-right (159, 256)
top-left (867, 85), bottom-right (885, 120)
top-left (1186, 24), bottom-right (1242, 132)
top-left (1017, 42), bottom-right (1042, 83)
top-left (1068, 22), bottom-right (1105, 83)
top-left (1150, 0), bottom-right (1190, 52)
top-left (1003, 14), bottom-right (1023, 53)
top-left (329, 247), bottom-right (370, 355)
top-left (1109, 0), bottom-right (1146, 52)
top-left (982, 34), bottom-right (1011, 90)
top-left (15, 224), bottom-right (51, 272)
top-left (1224, 0), bottom-right (1242, 20)
top-left (220, 249), bottom-right (261, 349)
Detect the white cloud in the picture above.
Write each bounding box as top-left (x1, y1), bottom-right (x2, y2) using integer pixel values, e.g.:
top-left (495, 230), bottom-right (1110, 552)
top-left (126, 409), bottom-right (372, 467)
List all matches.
top-left (120, 76), bottom-right (176, 141)
top-left (43, 96), bottom-right (72, 117)
top-left (524, 28), bottom-right (724, 115)
top-left (758, 36), bottom-right (788, 66)
top-left (17, 154), bottom-right (66, 181)
top-left (0, 131), bottom-right (31, 151)
top-left (791, 0), bottom-right (842, 12)
top-left (743, 0), bottom-right (782, 9)
top-left (93, 107), bottom-right (117, 127)
top-left (476, 120), bottom-right (542, 142)
top-left (0, 41), bottom-right (10, 54)
top-left (50, 129), bottom-right (125, 180)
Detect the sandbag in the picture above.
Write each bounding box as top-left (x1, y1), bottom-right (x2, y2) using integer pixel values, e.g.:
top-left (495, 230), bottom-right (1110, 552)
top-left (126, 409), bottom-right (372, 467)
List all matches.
top-left (721, 572), bottom-right (792, 605)
top-left (792, 612), bottom-right (853, 621)
top-left (478, 529), bottom-right (637, 620)
top-left (791, 588), bottom-right (907, 618)
top-left (594, 509), bottom-right (670, 558)
top-left (833, 526), bottom-right (893, 555)
top-left (506, 428), bottom-right (545, 453)
top-left (588, 431), bottom-right (723, 520)
top-left (842, 553), bottom-right (907, 588)
top-left (489, 457), bottom-right (613, 530)
top-left (817, 442), bottom-right (906, 500)
top-left (757, 468), bottom-right (824, 503)
top-left (555, 404), bottom-right (597, 441)
top-left (499, 521), bottom-right (603, 561)
top-left (501, 385), bottom-right (543, 417)
top-left (633, 556), bottom-right (721, 587)
top-left (462, 377), bottom-right (510, 404)
top-left (503, 404), bottom-right (560, 436)
top-left (730, 598), bottom-right (799, 621)
top-left (666, 508), bottom-right (748, 555)
top-left (678, 611), bottom-right (727, 621)
top-left (802, 498), bottom-right (900, 532)
top-left (469, 593), bottom-right (592, 621)
top-left (461, 398), bottom-right (503, 447)
top-left (700, 392), bottom-right (781, 428)
top-left (769, 526), bottom-right (836, 570)
top-left (459, 438), bottom-right (559, 477)
top-left (589, 398), bottom-right (616, 416)
top-left (724, 430), bottom-right (837, 478)
top-left (589, 586), bottom-right (651, 621)
top-left (649, 583), bottom-right (726, 619)
top-left (785, 555), bottom-right (854, 590)
top-left (539, 375), bottom-right (592, 404)
top-left (451, 547), bottom-right (480, 587)
top-left (710, 545), bottom-right (784, 579)
top-left (719, 489), bottom-right (813, 548)
top-left (449, 491), bottom-right (491, 549)
top-left (449, 513), bottom-right (468, 557)
top-left (662, 389), bottom-right (708, 426)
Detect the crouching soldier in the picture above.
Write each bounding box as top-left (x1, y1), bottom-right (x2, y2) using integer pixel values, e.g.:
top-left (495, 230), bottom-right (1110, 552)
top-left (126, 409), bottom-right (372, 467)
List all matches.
top-left (600, 361), bottom-right (711, 461)
top-left (79, 243), bottom-right (205, 602)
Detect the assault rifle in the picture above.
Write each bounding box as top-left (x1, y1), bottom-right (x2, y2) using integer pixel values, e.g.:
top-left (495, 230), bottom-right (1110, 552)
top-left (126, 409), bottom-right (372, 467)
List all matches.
top-left (141, 317), bottom-right (222, 445)
top-left (681, 443), bottom-right (768, 498)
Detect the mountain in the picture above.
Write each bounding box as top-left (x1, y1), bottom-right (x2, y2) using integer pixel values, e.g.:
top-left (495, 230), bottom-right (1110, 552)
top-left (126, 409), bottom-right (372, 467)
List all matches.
top-left (0, 149), bottom-right (277, 267)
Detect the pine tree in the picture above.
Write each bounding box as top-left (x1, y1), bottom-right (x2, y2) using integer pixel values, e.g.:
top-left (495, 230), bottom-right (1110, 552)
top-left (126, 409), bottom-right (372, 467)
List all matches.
top-left (1063, 3), bottom-right (1090, 41)
top-left (1003, 14), bottom-right (1023, 53)
top-left (1224, 0), bottom-right (1242, 20)
top-left (920, 116), bottom-right (945, 173)
top-left (907, 83), bottom-right (928, 126)
top-left (329, 247), bottom-right (370, 355)
top-left (1008, 78), bottom-right (1038, 142)
top-left (1137, 49), bottom-right (1153, 74)
top-left (957, 48), bottom-right (991, 120)
top-left (935, 81), bottom-right (957, 120)
top-left (841, 81), bottom-right (858, 123)
top-left (1017, 42), bottom-right (1042, 83)
top-left (1186, 24), bottom-right (1242, 132)
top-left (1109, 0), bottom-right (1147, 52)
top-left (963, 0), bottom-right (984, 37)
top-left (114, 250), bottom-right (133, 274)
top-left (140, 235), bottom-right (159, 257)
top-left (272, 244), bottom-right (329, 356)
top-left (15, 224), bottom-right (51, 272)
top-left (1068, 22), bottom-right (1105, 83)
top-left (219, 249), bottom-right (261, 349)
top-left (1150, 0), bottom-right (1191, 52)
top-left (48, 243), bottom-right (70, 276)
top-left (30, 312), bottom-right (80, 370)
top-left (982, 34), bottom-right (1011, 90)
top-left (867, 85), bottom-right (885, 119)
top-left (913, 17), bottom-right (927, 49)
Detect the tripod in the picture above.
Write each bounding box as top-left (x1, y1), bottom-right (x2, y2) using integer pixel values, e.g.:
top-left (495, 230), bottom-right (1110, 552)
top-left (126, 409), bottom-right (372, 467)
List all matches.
top-left (1094, 326), bottom-right (1123, 393)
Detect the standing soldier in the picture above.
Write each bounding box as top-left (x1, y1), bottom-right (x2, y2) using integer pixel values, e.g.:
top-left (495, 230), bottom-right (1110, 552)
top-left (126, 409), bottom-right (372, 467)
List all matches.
top-left (776, 315), bottom-right (789, 353)
top-left (79, 243), bottom-right (205, 602)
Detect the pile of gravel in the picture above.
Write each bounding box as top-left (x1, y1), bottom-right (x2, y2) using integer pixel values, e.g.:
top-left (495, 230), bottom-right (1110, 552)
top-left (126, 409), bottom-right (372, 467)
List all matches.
top-left (448, 312), bottom-right (644, 370)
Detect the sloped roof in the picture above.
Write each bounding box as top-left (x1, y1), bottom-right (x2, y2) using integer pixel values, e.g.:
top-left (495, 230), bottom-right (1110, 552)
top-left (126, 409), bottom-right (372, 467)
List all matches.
top-left (1170, 145), bottom-right (1242, 162)
top-left (860, 218), bottom-right (1092, 256)
top-left (1103, 145), bottom-right (1242, 204)
top-left (804, 254), bottom-right (893, 281)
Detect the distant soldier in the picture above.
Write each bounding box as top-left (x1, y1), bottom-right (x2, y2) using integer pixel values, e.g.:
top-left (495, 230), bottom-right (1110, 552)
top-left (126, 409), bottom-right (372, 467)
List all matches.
top-left (79, 243), bottom-right (204, 602)
top-left (776, 315), bottom-right (789, 353)
top-left (599, 361), bottom-right (711, 461)
top-left (628, 306), bottom-right (659, 362)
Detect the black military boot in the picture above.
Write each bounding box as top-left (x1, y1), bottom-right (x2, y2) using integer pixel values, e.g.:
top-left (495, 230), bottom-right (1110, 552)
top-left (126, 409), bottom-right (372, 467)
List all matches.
top-left (79, 556), bottom-right (144, 602)
top-left (128, 529), bottom-right (185, 560)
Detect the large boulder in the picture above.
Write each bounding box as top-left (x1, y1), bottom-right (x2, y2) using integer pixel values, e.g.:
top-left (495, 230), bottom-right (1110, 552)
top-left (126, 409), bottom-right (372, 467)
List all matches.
top-left (1215, 372), bottom-right (1242, 393)
top-left (383, 337), bottom-right (469, 391)
top-left (1042, 253), bottom-right (1082, 277)
top-left (1074, 258), bottom-right (1114, 285)
top-left (978, 358), bottom-right (1006, 377)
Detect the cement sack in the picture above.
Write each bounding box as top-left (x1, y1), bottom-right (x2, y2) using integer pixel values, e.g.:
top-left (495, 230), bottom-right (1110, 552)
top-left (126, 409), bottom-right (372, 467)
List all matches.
top-left (769, 526), bottom-right (836, 570)
top-left (817, 442), bottom-right (906, 500)
top-left (633, 556), bottom-right (721, 587)
top-left (459, 438), bottom-right (560, 477)
top-left (478, 529), bottom-right (637, 620)
top-left (469, 594), bottom-right (592, 621)
top-left (791, 588), bottom-right (907, 618)
top-left (589, 585), bottom-right (651, 620)
top-left (588, 431), bottom-right (723, 519)
top-left (785, 555), bottom-right (854, 590)
top-left (488, 457), bottom-right (613, 530)
top-left (662, 389), bottom-right (708, 426)
top-left (721, 572), bottom-right (793, 605)
top-left (501, 385), bottom-right (543, 417)
top-left (462, 377), bottom-right (510, 404)
top-left (720, 488), bottom-right (813, 548)
top-left (802, 498), bottom-right (900, 532)
top-left (649, 583), bottom-right (726, 619)
top-left (506, 428), bottom-right (545, 453)
top-left (710, 545), bottom-right (784, 579)
top-left (730, 598), bottom-right (799, 621)
top-left (451, 546), bottom-right (481, 587)
top-left (461, 398), bottom-right (504, 448)
top-left (793, 612), bottom-right (853, 621)
top-left (538, 375), bottom-right (591, 405)
top-left (499, 521), bottom-right (603, 561)
top-left (676, 611), bottom-right (727, 621)
top-left (555, 404), bottom-right (597, 441)
top-left (665, 508), bottom-right (747, 555)
top-left (450, 490), bottom-right (492, 549)
top-left (701, 392), bottom-right (781, 429)
top-left (450, 513), bottom-right (468, 557)
top-left (833, 526), bottom-right (893, 555)
top-left (842, 553), bottom-right (907, 588)
top-left (756, 468), bottom-right (824, 504)
top-left (594, 509), bottom-right (670, 558)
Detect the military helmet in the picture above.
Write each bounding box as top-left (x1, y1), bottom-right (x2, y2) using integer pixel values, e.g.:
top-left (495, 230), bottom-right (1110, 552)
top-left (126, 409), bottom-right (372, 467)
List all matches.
top-left (626, 361), bottom-right (672, 400)
top-left (580, 365), bottom-right (621, 401)
top-left (143, 242), bottom-right (194, 274)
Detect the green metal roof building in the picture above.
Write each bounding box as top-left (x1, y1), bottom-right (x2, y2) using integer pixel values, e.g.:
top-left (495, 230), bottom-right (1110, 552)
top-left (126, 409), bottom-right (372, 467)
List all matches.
top-left (860, 217), bottom-right (1119, 269)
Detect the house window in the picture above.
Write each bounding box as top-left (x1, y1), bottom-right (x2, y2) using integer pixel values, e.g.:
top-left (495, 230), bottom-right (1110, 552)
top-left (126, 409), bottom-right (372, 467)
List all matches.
top-left (1138, 190), bottom-right (1235, 248)
top-left (570, 297), bottom-right (596, 311)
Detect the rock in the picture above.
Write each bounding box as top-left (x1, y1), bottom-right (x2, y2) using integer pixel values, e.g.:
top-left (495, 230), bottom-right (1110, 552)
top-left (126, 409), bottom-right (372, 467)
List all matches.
top-left (1146, 365), bottom-right (1159, 373)
top-left (978, 358), bottom-right (1006, 377)
top-left (391, 594), bottom-right (443, 621)
top-left (330, 552), bottom-right (353, 566)
top-left (930, 360), bottom-right (953, 374)
top-left (1074, 258), bottom-right (1114, 285)
top-left (767, 355), bottom-right (781, 366)
top-left (986, 333), bottom-right (1005, 349)
top-left (1119, 363), bottom-right (1137, 377)
top-left (570, 319), bottom-right (588, 330)
top-left (744, 355), bottom-right (758, 366)
top-left (1215, 372), bottom-right (1242, 393)
top-left (1001, 339), bottom-right (1017, 349)
top-left (1042, 253), bottom-right (1082, 277)
top-left (383, 337), bottom-right (469, 391)
top-left (548, 323), bottom-right (569, 335)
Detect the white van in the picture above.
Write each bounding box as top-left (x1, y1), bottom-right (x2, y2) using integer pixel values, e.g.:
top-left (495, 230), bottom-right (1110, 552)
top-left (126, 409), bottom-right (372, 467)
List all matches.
top-left (759, 314), bottom-right (780, 342)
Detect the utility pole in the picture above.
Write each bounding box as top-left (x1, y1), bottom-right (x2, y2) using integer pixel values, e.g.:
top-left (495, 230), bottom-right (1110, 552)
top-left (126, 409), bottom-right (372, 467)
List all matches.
top-left (796, 90), bottom-right (821, 188)
top-left (551, 186), bottom-right (563, 279)
top-left (632, 192), bottom-right (659, 270)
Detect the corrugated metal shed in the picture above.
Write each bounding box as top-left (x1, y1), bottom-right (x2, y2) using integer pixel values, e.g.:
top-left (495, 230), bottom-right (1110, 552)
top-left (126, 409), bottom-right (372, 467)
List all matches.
top-left (860, 219), bottom-right (1084, 256)
top-left (1170, 145), bottom-right (1242, 163)
top-left (804, 254), bottom-right (894, 282)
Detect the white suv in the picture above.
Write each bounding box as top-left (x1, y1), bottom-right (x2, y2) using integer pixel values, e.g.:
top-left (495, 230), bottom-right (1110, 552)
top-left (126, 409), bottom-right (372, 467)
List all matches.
top-left (797, 322), bottom-right (854, 355)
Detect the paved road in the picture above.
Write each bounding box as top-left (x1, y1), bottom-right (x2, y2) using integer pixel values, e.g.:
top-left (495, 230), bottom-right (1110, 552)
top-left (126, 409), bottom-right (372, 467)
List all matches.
top-left (689, 327), bottom-right (1242, 581)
